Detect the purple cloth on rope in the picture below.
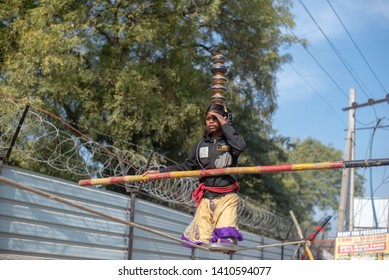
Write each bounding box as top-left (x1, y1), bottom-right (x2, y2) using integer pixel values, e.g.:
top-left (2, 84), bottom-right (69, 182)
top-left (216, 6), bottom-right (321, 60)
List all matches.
top-left (210, 226), bottom-right (243, 243)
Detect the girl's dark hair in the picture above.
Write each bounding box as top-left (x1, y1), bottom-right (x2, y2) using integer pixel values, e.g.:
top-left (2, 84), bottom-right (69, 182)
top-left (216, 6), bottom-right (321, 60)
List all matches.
top-left (205, 103), bottom-right (233, 124)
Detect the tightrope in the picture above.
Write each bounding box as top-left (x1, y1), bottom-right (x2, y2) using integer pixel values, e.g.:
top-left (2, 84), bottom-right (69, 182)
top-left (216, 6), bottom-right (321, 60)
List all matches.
top-left (236, 240), bottom-right (307, 252)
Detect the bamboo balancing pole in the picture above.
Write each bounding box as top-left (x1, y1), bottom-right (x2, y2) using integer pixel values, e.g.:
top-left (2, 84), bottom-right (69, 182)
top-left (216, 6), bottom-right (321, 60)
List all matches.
top-left (79, 158), bottom-right (389, 186)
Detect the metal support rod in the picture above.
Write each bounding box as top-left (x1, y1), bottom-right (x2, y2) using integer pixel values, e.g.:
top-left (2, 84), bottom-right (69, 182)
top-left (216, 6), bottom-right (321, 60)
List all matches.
top-left (3, 103), bottom-right (30, 165)
top-left (127, 191), bottom-right (136, 260)
top-left (118, 152), bottom-right (137, 260)
top-left (126, 151), bottom-right (153, 260)
top-left (260, 235), bottom-right (264, 260)
top-left (280, 221), bottom-right (294, 260)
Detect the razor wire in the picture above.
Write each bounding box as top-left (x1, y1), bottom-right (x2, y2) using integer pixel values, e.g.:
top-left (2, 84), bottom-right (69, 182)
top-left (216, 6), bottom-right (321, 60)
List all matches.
top-left (0, 95), bottom-right (292, 236)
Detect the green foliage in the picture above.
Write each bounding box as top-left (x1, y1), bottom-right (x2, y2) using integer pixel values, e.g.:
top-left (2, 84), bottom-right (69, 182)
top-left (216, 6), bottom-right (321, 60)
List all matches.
top-left (0, 0), bottom-right (355, 228)
top-left (0, 0), bottom-right (296, 150)
top-left (279, 138), bottom-right (365, 230)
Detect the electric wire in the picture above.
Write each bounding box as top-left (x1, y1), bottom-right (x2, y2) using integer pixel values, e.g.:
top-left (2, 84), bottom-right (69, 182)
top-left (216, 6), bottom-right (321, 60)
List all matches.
top-left (281, 4), bottom-right (389, 229)
top-left (326, 0), bottom-right (388, 95)
top-left (284, 26), bottom-right (348, 99)
top-left (298, 0), bottom-right (374, 100)
top-left (369, 119), bottom-right (382, 228)
top-left (288, 63), bottom-right (346, 127)
top-left (351, 117), bottom-right (388, 228)
top-left (275, 8), bottom-right (349, 99)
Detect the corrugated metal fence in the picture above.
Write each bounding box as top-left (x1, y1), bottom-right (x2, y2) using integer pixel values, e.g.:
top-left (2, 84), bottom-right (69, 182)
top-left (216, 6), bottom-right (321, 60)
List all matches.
top-left (0, 165), bottom-right (295, 260)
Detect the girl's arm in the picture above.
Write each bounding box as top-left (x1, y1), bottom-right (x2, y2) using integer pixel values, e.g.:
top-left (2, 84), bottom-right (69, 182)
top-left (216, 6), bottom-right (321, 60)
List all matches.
top-left (222, 123), bottom-right (246, 157)
top-left (159, 142), bottom-right (200, 172)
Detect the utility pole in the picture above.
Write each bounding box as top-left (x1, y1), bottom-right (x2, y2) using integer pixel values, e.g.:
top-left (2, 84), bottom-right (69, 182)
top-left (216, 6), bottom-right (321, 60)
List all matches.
top-left (338, 92), bottom-right (389, 232)
top-left (337, 88), bottom-right (356, 232)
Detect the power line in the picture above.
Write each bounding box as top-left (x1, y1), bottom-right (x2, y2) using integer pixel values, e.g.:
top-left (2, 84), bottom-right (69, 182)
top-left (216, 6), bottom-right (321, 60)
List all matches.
top-left (350, 125), bottom-right (389, 131)
top-left (326, 0), bottom-right (388, 95)
top-left (284, 26), bottom-right (349, 99)
top-left (288, 63), bottom-right (346, 127)
top-left (298, 0), bottom-right (373, 100)
top-left (275, 9), bottom-right (349, 99)
top-left (343, 97), bottom-right (389, 227)
top-left (368, 118), bottom-right (383, 228)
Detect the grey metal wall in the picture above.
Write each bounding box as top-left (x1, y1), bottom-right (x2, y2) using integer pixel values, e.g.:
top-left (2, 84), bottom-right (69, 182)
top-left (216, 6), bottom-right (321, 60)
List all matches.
top-left (0, 165), bottom-right (295, 260)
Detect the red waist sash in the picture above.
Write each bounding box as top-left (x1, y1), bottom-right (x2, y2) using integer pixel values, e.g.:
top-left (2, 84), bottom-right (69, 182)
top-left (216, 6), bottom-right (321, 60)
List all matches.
top-left (192, 182), bottom-right (240, 207)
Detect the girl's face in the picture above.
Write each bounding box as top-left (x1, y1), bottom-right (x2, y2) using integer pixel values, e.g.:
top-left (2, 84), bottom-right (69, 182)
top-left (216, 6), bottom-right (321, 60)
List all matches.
top-left (205, 111), bottom-right (223, 134)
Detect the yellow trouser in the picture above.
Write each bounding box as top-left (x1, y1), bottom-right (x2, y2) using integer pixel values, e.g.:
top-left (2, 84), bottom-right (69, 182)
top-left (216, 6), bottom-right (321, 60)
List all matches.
top-left (182, 192), bottom-right (241, 244)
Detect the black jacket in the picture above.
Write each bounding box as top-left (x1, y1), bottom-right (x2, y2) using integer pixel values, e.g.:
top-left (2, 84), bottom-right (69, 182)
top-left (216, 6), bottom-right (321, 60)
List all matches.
top-left (160, 123), bottom-right (246, 193)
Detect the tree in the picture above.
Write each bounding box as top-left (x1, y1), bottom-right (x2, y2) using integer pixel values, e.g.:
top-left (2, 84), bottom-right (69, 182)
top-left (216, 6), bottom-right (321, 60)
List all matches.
top-left (0, 1), bottom-right (296, 171)
top-left (279, 137), bottom-right (365, 230)
top-left (2, 0), bottom-right (328, 224)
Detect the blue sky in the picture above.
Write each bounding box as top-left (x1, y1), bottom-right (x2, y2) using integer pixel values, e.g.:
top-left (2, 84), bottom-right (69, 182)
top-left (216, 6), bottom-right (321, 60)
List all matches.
top-left (274, 0), bottom-right (389, 206)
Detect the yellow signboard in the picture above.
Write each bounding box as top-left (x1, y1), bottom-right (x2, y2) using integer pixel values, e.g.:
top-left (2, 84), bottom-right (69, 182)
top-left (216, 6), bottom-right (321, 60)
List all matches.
top-left (335, 228), bottom-right (389, 260)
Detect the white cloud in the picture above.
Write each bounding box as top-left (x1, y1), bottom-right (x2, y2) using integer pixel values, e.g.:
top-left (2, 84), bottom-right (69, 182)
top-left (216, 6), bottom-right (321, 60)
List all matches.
top-left (291, 1), bottom-right (343, 44)
top-left (291, 0), bottom-right (389, 45)
top-left (344, 0), bottom-right (389, 26)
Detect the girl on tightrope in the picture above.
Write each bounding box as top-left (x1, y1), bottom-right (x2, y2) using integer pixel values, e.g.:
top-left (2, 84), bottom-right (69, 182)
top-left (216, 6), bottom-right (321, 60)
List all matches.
top-left (146, 103), bottom-right (246, 250)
